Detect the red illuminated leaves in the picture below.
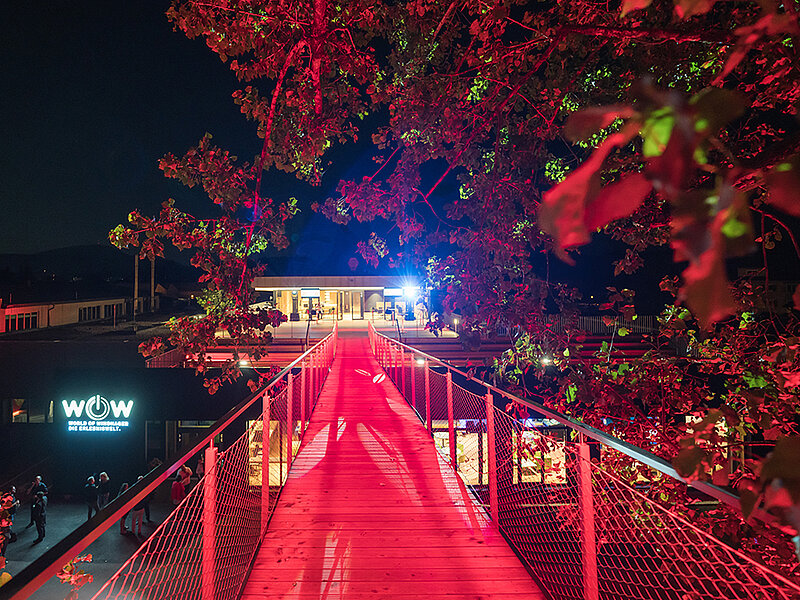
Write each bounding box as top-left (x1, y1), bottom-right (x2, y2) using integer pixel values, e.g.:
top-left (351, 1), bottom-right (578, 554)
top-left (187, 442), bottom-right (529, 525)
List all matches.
top-left (539, 126), bottom-right (646, 262)
top-left (673, 0), bottom-right (717, 19)
top-left (619, 0), bottom-right (653, 17)
top-left (563, 106), bottom-right (635, 142)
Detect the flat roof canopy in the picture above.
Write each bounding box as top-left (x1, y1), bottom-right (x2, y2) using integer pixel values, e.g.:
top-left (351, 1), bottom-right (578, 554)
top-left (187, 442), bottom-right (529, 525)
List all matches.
top-left (253, 275), bottom-right (411, 291)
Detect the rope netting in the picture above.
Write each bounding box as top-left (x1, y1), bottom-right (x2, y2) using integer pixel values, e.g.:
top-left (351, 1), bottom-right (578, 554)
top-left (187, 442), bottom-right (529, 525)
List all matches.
top-left (90, 331), bottom-right (336, 600)
top-left (370, 327), bottom-right (800, 600)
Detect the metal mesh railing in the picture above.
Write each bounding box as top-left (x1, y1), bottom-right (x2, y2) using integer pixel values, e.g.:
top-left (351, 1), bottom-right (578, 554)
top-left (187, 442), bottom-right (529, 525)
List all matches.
top-left (0, 324), bottom-right (336, 600)
top-left (90, 328), bottom-right (336, 600)
top-left (368, 322), bottom-right (800, 600)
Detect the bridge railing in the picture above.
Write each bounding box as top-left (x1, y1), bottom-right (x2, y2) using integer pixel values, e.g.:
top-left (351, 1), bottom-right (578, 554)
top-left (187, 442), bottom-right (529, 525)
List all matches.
top-left (1, 323), bottom-right (337, 600)
top-left (368, 322), bottom-right (800, 600)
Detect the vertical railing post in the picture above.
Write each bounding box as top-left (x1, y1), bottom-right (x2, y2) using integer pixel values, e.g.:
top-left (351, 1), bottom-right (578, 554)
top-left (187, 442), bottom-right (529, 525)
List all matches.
top-left (424, 359), bottom-right (432, 433)
top-left (202, 443), bottom-right (218, 600)
top-left (286, 372), bottom-right (294, 473)
top-left (410, 353), bottom-right (416, 412)
top-left (400, 347), bottom-right (406, 399)
top-left (579, 435), bottom-right (599, 600)
top-left (300, 362), bottom-right (307, 436)
top-left (486, 391), bottom-right (499, 524)
top-left (447, 371), bottom-right (456, 470)
top-left (261, 392), bottom-right (270, 531)
top-left (311, 351), bottom-right (316, 405)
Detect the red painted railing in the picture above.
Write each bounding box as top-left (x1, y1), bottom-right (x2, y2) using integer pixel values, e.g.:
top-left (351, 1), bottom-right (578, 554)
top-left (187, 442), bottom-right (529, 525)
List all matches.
top-left (89, 324), bottom-right (337, 600)
top-left (368, 322), bottom-right (800, 600)
top-left (0, 324), bottom-right (337, 600)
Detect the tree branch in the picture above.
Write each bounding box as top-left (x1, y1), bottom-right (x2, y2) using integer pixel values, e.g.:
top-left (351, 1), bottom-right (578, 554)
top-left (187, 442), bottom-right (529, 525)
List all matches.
top-left (559, 24), bottom-right (735, 45)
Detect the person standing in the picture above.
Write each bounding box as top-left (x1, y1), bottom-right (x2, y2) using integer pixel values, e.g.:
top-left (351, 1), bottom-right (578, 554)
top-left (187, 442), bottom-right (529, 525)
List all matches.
top-left (170, 474), bottom-right (186, 506)
top-left (179, 465), bottom-right (192, 492)
top-left (117, 482), bottom-right (130, 534)
top-left (131, 476), bottom-right (146, 536)
top-left (31, 492), bottom-right (46, 544)
top-left (25, 476), bottom-right (47, 528)
top-left (5, 486), bottom-right (19, 540)
top-left (97, 472), bottom-right (111, 509)
top-left (84, 476), bottom-right (99, 521)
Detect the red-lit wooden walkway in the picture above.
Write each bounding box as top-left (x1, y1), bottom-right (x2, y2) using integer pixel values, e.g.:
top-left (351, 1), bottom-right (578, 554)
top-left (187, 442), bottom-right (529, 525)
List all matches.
top-left (241, 337), bottom-right (545, 599)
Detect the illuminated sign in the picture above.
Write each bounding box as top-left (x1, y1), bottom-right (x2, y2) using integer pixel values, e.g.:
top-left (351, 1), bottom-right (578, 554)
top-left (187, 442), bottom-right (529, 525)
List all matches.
top-left (383, 287), bottom-right (403, 297)
top-left (62, 395), bottom-right (133, 432)
top-left (300, 288), bottom-right (320, 298)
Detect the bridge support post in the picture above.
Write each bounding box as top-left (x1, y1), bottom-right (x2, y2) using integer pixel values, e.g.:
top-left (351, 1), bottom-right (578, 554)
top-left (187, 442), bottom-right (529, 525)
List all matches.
top-left (401, 347), bottom-right (406, 399)
top-left (287, 372), bottom-right (294, 473)
top-left (424, 359), bottom-right (432, 433)
top-left (578, 436), bottom-right (599, 600)
top-left (261, 392), bottom-right (270, 531)
top-left (410, 353), bottom-right (416, 413)
top-left (202, 443), bottom-right (218, 600)
top-left (447, 371), bottom-right (456, 470)
top-left (485, 391), bottom-right (499, 524)
top-left (311, 352), bottom-right (316, 405)
top-left (300, 362), bottom-right (307, 436)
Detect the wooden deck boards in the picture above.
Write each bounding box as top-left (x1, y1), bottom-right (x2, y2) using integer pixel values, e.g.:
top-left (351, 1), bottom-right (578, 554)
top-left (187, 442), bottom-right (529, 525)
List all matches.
top-left (240, 337), bottom-right (545, 600)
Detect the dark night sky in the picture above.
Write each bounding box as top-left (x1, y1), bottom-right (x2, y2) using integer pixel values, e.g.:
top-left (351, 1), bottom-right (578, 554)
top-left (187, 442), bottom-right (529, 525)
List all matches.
top-left (0, 3), bottom-right (668, 292)
top-left (4, 3), bottom-right (775, 297)
top-left (1, 1), bottom-right (370, 269)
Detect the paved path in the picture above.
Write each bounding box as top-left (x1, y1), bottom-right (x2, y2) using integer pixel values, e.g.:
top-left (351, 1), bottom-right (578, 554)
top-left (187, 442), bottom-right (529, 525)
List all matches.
top-left (241, 337), bottom-right (544, 600)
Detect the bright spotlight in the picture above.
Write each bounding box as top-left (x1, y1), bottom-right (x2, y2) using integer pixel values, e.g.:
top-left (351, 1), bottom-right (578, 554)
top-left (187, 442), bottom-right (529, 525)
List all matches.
top-left (403, 286), bottom-right (419, 299)
top-left (239, 359), bottom-right (250, 367)
top-left (540, 356), bottom-right (553, 366)
top-left (416, 358), bottom-right (425, 365)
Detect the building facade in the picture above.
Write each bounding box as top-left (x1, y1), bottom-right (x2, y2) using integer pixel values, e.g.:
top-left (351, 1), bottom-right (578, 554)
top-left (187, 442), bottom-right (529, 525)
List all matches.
top-left (253, 275), bottom-right (422, 320)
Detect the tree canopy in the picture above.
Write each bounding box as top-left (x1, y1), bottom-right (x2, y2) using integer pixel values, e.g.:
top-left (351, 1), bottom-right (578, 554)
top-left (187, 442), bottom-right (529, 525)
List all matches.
top-left (111, 0), bottom-right (800, 569)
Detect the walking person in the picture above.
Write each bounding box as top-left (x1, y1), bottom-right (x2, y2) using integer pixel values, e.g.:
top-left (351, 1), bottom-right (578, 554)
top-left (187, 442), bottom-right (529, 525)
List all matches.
top-left (84, 476), bottom-right (99, 520)
top-left (31, 492), bottom-right (46, 544)
top-left (25, 476), bottom-right (47, 528)
top-left (117, 482), bottom-right (130, 534)
top-left (131, 477), bottom-right (146, 536)
top-left (97, 472), bottom-right (111, 509)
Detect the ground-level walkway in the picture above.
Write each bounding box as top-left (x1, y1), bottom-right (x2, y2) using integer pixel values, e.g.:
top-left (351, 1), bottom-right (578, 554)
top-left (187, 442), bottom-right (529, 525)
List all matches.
top-left (240, 337), bottom-right (544, 599)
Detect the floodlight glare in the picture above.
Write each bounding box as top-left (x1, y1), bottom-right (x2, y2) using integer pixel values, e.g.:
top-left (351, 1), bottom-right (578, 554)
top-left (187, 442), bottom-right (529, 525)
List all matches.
top-left (403, 286), bottom-right (419, 299)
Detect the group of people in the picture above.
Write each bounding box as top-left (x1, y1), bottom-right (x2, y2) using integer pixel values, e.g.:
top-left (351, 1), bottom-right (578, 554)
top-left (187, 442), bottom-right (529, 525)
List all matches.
top-left (2, 459), bottom-right (205, 557)
top-left (83, 472), bottom-right (152, 537)
top-left (0, 475), bottom-right (48, 557)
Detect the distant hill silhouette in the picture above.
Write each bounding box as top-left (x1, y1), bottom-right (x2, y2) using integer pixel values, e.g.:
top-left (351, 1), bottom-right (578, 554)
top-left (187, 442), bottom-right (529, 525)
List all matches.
top-left (0, 244), bottom-right (199, 305)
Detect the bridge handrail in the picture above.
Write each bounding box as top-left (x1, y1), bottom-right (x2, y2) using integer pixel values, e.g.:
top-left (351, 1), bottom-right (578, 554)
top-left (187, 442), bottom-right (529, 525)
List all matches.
top-left (0, 323), bottom-right (337, 600)
top-left (367, 321), bottom-right (782, 530)
top-left (369, 322), bottom-right (800, 599)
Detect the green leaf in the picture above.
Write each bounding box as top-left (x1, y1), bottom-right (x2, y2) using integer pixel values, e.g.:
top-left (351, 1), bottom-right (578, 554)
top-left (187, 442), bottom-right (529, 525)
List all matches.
top-left (721, 215), bottom-right (748, 239)
top-left (618, 327), bottom-right (630, 336)
top-left (641, 110), bottom-right (675, 157)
